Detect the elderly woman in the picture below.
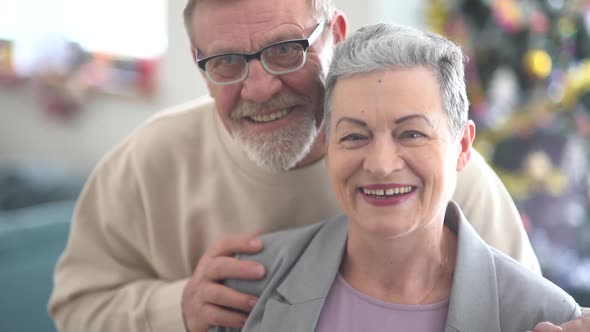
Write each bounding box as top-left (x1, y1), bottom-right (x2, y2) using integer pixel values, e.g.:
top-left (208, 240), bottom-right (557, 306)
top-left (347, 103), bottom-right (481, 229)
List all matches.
top-left (211, 24), bottom-right (580, 332)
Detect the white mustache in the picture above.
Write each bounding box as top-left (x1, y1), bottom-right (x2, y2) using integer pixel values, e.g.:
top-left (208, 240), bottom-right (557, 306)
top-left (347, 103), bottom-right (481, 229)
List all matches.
top-left (231, 94), bottom-right (310, 120)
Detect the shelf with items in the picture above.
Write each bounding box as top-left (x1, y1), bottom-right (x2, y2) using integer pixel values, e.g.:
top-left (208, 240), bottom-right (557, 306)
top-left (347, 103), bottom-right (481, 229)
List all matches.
top-left (0, 38), bottom-right (161, 121)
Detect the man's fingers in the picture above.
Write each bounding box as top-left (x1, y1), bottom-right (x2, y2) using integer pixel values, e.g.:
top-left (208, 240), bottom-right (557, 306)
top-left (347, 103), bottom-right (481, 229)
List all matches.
top-left (182, 283), bottom-right (253, 331)
top-left (199, 303), bottom-right (248, 329)
top-left (559, 314), bottom-right (590, 331)
top-left (532, 321), bottom-right (563, 331)
top-left (206, 256), bottom-right (266, 281)
top-left (202, 283), bottom-right (258, 312)
top-left (207, 234), bottom-right (264, 257)
top-left (532, 315), bottom-right (590, 332)
top-left (181, 234), bottom-right (266, 331)
top-left (182, 234), bottom-right (266, 331)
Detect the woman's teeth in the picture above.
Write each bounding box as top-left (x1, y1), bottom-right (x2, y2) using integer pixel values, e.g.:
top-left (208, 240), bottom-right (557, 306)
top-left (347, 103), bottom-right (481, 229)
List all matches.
top-left (362, 186), bottom-right (413, 197)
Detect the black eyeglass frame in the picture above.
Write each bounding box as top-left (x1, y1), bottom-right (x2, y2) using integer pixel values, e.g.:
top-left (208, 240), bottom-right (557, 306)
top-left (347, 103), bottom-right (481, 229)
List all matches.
top-left (195, 21), bottom-right (326, 85)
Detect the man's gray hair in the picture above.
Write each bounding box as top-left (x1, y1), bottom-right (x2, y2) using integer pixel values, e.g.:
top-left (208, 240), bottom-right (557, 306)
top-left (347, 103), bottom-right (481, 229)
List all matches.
top-left (183, 0), bottom-right (336, 47)
top-left (323, 23), bottom-right (469, 141)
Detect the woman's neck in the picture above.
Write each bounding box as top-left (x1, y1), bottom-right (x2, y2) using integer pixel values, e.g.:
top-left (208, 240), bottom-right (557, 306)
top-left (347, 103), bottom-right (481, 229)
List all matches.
top-left (340, 222), bottom-right (457, 305)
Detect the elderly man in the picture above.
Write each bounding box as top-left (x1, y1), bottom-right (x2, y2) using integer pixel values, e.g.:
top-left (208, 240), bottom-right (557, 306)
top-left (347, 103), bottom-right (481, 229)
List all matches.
top-left (48, 0), bottom-right (589, 331)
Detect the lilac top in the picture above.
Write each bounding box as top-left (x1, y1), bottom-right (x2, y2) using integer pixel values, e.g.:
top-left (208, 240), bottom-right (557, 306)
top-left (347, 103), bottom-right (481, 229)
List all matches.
top-left (315, 274), bottom-right (449, 332)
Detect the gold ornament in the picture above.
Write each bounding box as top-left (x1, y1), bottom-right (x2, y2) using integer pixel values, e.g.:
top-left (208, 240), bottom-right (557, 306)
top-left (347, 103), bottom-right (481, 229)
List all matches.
top-left (523, 49), bottom-right (552, 80)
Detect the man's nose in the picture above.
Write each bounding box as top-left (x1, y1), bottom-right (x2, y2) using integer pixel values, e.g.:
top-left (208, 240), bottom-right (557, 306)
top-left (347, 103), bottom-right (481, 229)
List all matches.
top-left (363, 138), bottom-right (405, 178)
top-left (240, 60), bottom-right (283, 103)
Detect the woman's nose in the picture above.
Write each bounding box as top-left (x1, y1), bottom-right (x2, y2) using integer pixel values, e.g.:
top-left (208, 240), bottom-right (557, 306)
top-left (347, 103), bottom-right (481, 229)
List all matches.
top-left (363, 139), bottom-right (405, 178)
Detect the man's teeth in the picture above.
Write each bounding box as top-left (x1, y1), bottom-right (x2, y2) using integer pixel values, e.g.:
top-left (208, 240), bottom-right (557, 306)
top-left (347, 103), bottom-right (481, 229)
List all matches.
top-left (362, 186), bottom-right (413, 197)
top-left (249, 109), bottom-right (290, 123)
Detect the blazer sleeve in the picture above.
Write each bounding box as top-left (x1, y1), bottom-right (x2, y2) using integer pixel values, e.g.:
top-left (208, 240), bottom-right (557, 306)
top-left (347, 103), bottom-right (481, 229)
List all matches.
top-left (493, 251), bottom-right (581, 330)
top-left (453, 149), bottom-right (541, 274)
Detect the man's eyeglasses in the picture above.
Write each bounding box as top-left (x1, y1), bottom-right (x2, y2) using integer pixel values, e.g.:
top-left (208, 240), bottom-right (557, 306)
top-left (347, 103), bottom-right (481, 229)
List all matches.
top-left (196, 21), bottom-right (326, 85)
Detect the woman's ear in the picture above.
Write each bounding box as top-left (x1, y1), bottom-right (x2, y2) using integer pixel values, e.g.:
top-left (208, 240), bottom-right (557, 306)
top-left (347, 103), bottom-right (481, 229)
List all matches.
top-left (456, 120), bottom-right (476, 172)
top-left (329, 10), bottom-right (348, 44)
top-left (320, 131), bottom-right (327, 146)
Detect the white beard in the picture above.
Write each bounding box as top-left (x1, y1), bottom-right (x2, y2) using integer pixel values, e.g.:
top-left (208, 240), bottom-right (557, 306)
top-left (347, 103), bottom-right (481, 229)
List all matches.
top-left (233, 110), bottom-right (318, 171)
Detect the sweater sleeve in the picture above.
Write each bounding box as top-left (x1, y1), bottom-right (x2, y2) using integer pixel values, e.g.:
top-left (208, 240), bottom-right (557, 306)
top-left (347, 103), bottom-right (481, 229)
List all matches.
top-left (453, 149), bottom-right (541, 274)
top-left (48, 137), bottom-right (189, 332)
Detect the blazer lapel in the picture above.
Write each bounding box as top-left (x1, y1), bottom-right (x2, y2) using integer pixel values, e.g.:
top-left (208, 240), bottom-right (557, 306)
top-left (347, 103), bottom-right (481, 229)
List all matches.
top-left (258, 298), bottom-right (325, 332)
top-left (258, 216), bottom-right (349, 332)
top-left (444, 202), bottom-right (502, 332)
top-left (257, 203), bottom-right (503, 332)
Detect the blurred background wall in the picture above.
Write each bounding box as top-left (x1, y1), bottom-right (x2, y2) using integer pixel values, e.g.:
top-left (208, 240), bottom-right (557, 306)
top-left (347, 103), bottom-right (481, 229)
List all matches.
top-left (2, 3), bottom-right (420, 331)
top-left (0, 2), bottom-right (588, 331)
top-left (0, 0), bottom-right (424, 174)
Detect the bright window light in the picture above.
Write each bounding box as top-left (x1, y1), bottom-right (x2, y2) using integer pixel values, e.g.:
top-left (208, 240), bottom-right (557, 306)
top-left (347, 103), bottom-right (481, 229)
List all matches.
top-left (0, 0), bottom-right (167, 75)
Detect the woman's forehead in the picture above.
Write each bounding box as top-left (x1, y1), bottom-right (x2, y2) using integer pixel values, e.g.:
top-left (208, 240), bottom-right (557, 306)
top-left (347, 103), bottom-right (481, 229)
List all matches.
top-left (330, 69), bottom-right (445, 125)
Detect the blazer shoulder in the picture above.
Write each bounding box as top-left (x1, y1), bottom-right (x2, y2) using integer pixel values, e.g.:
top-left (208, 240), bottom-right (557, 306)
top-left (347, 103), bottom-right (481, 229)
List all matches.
top-left (227, 217), bottom-right (345, 297)
top-left (492, 249), bottom-right (580, 329)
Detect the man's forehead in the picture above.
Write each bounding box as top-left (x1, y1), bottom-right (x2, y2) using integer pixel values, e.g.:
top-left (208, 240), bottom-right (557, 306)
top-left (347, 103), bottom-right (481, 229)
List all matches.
top-left (192, 0), bottom-right (315, 54)
top-left (201, 24), bottom-right (311, 55)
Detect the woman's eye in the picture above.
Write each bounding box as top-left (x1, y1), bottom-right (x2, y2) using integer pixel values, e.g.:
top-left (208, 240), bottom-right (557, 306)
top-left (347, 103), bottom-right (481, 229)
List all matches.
top-left (400, 131), bottom-right (426, 139)
top-left (398, 130), bottom-right (429, 147)
top-left (339, 133), bottom-right (367, 142)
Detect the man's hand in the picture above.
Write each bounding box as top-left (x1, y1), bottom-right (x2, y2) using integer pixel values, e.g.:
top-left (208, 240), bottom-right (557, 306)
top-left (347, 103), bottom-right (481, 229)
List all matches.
top-left (532, 313), bottom-right (590, 332)
top-left (181, 234), bottom-right (266, 332)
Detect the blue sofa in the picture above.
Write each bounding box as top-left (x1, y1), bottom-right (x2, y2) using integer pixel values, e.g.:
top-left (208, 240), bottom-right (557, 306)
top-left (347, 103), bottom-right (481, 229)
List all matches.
top-left (0, 200), bottom-right (76, 332)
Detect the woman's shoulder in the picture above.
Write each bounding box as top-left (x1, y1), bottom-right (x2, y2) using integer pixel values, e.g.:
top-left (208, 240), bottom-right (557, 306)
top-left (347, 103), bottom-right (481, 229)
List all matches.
top-left (491, 249), bottom-right (580, 327)
top-left (226, 215), bottom-right (347, 296)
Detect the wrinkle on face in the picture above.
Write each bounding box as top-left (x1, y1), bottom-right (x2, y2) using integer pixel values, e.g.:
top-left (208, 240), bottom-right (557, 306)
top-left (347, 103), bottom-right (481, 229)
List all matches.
top-left (194, 0), bottom-right (314, 57)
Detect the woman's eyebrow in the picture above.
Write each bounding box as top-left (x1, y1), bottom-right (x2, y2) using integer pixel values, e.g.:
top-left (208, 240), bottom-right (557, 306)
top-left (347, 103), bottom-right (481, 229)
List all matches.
top-left (335, 117), bottom-right (367, 129)
top-left (394, 114), bottom-right (433, 127)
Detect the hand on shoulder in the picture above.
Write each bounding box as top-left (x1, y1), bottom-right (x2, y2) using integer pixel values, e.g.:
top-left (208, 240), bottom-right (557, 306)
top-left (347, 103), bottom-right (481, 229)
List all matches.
top-left (532, 312), bottom-right (590, 332)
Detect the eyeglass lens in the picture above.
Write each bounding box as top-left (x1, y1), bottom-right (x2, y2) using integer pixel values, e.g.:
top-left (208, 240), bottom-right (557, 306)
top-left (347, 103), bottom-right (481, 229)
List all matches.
top-left (206, 42), bottom-right (306, 83)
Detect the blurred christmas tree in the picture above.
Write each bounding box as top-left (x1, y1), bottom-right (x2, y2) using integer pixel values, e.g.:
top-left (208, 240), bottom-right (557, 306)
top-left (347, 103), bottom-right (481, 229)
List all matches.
top-left (427, 0), bottom-right (590, 303)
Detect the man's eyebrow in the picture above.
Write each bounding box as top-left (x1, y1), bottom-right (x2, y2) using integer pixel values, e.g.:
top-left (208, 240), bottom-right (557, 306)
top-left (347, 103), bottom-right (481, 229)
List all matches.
top-left (265, 31), bottom-right (305, 45)
top-left (197, 31), bottom-right (305, 58)
top-left (196, 46), bottom-right (240, 58)
top-left (394, 114), bottom-right (433, 126)
top-left (335, 117), bottom-right (367, 129)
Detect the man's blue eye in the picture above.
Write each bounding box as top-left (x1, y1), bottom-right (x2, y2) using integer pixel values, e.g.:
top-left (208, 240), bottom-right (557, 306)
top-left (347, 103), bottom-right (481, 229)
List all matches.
top-left (267, 43), bottom-right (299, 57)
top-left (276, 44), bottom-right (293, 54)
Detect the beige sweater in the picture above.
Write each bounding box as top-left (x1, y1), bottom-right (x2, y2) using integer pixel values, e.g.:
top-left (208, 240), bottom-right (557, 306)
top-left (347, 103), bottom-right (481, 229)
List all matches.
top-left (48, 96), bottom-right (540, 332)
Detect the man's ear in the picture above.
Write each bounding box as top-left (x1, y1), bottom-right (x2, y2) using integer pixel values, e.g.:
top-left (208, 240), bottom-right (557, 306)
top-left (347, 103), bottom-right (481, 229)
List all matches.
top-left (329, 10), bottom-right (348, 44)
top-left (456, 120), bottom-right (476, 172)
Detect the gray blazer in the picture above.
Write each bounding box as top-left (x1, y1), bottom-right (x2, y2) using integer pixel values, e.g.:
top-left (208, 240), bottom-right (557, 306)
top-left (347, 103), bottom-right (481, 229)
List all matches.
top-left (211, 202), bottom-right (580, 332)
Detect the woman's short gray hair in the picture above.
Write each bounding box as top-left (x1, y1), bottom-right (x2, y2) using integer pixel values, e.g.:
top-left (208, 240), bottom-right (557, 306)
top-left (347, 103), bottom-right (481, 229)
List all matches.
top-left (323, 23), bottom-right (469, 141)
top-left (183, 0), bottom-right (336, 47)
